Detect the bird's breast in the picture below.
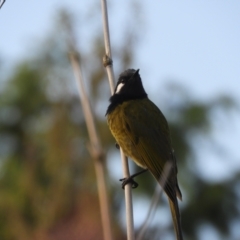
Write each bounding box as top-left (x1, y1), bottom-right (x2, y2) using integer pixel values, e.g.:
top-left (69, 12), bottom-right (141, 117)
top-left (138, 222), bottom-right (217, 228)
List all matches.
top-left (107, 102), bottom-right (146, 168)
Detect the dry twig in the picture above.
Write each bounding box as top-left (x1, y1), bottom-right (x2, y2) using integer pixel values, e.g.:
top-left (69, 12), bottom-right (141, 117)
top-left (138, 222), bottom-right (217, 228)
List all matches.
top-left (66, 18), bottom-right (113, 240)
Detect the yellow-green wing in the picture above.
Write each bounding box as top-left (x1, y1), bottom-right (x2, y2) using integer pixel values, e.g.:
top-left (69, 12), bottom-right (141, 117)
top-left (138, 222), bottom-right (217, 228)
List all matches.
top-left (122, 98), bottom-right (177, 201)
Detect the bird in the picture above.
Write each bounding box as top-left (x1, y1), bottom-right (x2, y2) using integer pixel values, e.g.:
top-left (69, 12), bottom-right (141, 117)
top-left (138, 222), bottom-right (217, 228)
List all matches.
top-left (106, 69), bottom-right (183, 240)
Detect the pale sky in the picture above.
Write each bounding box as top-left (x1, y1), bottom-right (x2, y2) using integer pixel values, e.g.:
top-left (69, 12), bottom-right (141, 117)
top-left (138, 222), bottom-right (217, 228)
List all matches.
top-left (1, 1), bottom-right (240, 97)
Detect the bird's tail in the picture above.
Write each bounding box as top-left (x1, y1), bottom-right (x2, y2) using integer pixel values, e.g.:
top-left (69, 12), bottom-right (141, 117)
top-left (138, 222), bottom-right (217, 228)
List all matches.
top-left (168, 197), bottom-right (183, 240)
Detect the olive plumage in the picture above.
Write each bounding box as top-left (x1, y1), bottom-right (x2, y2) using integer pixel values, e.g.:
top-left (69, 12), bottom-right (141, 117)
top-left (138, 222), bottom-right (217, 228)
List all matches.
top-left (106, 69), bottom-right (183, 240)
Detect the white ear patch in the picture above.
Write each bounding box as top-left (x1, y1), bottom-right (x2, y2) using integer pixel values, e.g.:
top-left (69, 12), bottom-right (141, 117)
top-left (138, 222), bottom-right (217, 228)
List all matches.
top-left (115, 82), bottom-right (125, 93)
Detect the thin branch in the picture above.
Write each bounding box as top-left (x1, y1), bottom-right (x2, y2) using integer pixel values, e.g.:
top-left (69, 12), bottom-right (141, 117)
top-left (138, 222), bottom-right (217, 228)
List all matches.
top-left (136, 162), bottom-right (172, 240)
top-left (65, 18), bottom-right (113, 240)
top-left (100, 2), bottom-right (115, 94)
top-left (100, 0), bottom-right (135, 239)
top-left (0, 0), bottom-right (6, 9)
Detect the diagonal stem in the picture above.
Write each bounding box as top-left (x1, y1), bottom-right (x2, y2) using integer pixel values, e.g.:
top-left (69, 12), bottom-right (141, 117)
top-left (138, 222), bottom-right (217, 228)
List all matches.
top-left (69, 52), bottom-right (113, 240)
top-left (65, 17), bottom-right (113, 240)
top-left (136, 162), bottom-right (172, 240)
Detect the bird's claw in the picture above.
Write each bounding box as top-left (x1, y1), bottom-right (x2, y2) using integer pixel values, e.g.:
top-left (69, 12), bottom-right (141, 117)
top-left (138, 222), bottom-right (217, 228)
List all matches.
top-left (119, 177), bottom-right (139, 189)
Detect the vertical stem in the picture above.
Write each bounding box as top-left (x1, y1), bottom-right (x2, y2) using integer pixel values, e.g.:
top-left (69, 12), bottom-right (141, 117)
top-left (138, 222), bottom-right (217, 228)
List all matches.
top-left (120, 148), bottom-right (135, 240)
top-left (100, 0), bottom-right (135, 239)
top-left (100, 0), bottom-right (112, 58)
top-left (100, 0), bottom-right (115, 94)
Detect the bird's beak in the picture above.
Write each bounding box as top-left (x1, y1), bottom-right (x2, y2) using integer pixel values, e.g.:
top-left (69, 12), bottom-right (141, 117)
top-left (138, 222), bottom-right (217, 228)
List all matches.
top-left (135, 69), bottom-right (140, 75)
top-left (132, 69), bottom-right (140, 78)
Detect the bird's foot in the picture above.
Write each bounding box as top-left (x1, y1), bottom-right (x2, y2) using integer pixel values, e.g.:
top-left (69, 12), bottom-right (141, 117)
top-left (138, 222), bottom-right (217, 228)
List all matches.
top-left (119, 177), bottom-right (139, 189)
top-left (119, 169), bottom-right (148, 189)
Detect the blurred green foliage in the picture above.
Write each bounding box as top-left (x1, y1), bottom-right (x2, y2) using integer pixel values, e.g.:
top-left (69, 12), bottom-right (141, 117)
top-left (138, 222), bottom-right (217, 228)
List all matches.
top-left (0, 9), bottom-right (239, 240)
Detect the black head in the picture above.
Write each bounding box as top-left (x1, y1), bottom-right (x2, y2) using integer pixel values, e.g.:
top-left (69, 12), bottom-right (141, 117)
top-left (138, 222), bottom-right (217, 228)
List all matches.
top-left (106, 69), bottom-right (148, 115)
top-left (114, 69), bottom-right (147, 97)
